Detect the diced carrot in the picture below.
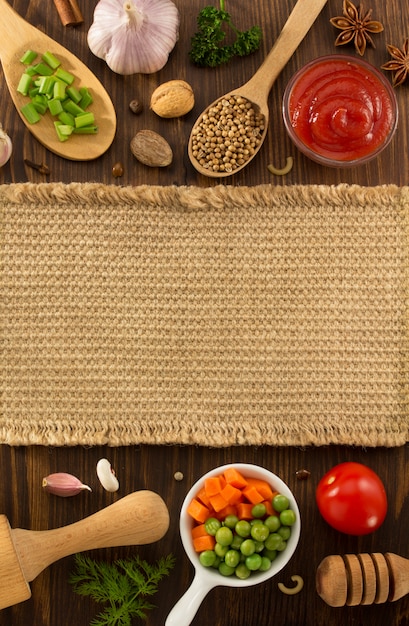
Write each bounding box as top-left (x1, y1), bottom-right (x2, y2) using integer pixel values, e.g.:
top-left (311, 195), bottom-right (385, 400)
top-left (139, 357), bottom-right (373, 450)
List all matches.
top-left (209, 492), bottom-right (229, 512)
top-left (196, 486), bottom-right (211, 508)
top-left (220, 483), bottom-right (243, 505)
top-left (223, 467), bottom-right (248, 489)
top-left (262, 499), bottom-right (274, 516)
top-left (191, 523), bottom-right (209, 539)
top-left (215, 504), bottom-right (238, 520)
top-left (245, 478), bottom-right (275, 501)
top-left (242, 485), bottom-right (264, 505)
top-left (193, 534), bottom-right (216, 552)
top-left (236, 502), bottom-right (254, 520)
top-left (205, 476), bottom-right (223, 497)
top-left (187, 498), bottom-right (211, 523)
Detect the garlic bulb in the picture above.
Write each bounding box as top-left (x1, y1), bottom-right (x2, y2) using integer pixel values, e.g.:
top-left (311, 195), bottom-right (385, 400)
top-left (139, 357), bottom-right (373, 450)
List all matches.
top-left (87, 0), bottom-right (180, 75)
top-left (0, 124), bottom-right (12, 167)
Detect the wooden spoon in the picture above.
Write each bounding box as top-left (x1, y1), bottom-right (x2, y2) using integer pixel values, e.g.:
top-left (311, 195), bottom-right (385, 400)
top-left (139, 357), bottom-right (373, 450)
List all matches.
top-left (188, 0), bottom-right (328, 178)
top-left (316, 552), bottom-right (409, 607)
top-left (0, 0), bottom-right (116, 160)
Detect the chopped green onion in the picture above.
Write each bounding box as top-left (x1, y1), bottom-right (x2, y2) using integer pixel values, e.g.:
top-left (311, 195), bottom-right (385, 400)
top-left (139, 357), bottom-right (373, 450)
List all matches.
top-left (20, 49), bottom-right (37, 65)
top-left (18, 50), bottom-right (98, 142)
top-left (41, 51), bottom-right (61, 70)
top-left (62, 99), bottom-right (85, 116)
top-left (48, 98), bottom-right (64, 116)
top-left (73, 125), bottom-right (99, 134)
top-left (37, 75), bottom-right (55, 96)
top-left (54, 67), bottom-right (75, 85)
top-left (53, 80), bottom-right (67, 101)
top-left (79, 87), bottom-right (93, 109)
top-left (54, 121), bottom-right (69, 142)
top-left (66, 86), bottom-right (82, 104)
top-left (33, 62), bottom-right (54, 76)
top-left (74, 111), bottom-right (95, 128)
top-left (17, 73), bottom-right (33, 96)
top-left (21, 102), bottom-right (41, 124)
top-left (32, 94), bottom-right (48, 115)
top-left (58, 111), bottom-right (75, 126)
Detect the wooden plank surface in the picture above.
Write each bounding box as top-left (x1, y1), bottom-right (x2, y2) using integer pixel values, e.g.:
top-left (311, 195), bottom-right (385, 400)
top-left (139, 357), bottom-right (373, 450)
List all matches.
top-left (1, 1), bottom-right (409, 624)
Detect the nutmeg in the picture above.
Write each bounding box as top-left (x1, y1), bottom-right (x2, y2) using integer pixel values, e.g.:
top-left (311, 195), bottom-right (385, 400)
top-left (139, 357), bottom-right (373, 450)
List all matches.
top-left (130, 130), bottom-right (173, 167)
top-left (150, 80), bottom-right (195, 118)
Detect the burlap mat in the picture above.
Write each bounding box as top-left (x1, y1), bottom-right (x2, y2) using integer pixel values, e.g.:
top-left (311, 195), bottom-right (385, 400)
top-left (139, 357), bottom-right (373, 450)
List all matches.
top-left (1, 182), bottom-right (409, 447)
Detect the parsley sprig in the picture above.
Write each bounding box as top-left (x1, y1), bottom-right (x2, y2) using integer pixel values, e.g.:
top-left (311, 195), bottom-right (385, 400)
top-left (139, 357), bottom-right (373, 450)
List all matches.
top-left (69, 553), bottom-right (175, 626)
top-left (189, 0), bottom-right (262, 67)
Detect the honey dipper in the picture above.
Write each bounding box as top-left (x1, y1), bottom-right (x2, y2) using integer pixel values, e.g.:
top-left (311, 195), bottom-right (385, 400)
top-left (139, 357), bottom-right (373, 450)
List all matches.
top-left (316, 553), bottom-right (409, 607)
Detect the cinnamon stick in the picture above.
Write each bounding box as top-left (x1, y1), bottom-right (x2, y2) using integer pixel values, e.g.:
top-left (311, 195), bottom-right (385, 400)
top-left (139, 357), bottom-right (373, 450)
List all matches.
top-left (53, 0), bottom-right (84, 26)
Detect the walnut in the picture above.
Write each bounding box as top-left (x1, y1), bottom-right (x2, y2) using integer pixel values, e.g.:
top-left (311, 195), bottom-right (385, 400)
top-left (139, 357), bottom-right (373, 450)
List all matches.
top-left (150, 80), bottom-right (195, 118)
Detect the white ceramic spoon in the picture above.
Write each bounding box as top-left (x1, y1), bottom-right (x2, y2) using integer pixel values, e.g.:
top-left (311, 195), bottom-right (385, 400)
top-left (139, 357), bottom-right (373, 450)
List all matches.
top-left (165, 463), bottom-right (301, 626)
top-left (0, 0), bottom-right (116, 160)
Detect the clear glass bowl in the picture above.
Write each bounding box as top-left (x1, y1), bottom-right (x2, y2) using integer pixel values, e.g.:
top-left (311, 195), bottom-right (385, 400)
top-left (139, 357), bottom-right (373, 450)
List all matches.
top-left (282, 54), bottom-right (398, 167)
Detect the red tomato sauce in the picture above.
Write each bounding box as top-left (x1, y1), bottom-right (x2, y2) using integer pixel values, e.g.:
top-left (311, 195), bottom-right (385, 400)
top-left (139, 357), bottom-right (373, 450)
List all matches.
top-left (287, 57), bottom-right (396, 163)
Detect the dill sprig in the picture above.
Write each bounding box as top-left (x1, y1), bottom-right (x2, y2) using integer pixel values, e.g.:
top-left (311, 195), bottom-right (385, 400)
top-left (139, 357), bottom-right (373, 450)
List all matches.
top-left (69, 553), bottom-right (176, 626)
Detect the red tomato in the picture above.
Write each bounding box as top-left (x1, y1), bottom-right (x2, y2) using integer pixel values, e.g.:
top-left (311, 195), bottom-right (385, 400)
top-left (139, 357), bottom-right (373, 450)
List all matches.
top-left (316, 462), bottom-right (387, 536)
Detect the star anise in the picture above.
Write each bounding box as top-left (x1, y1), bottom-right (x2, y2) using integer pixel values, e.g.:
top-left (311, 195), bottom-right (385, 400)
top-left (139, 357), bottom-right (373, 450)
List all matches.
top-left (330, 0), bottom-right (384, 56)
top-left (381, 38), bottom-right (409, 87)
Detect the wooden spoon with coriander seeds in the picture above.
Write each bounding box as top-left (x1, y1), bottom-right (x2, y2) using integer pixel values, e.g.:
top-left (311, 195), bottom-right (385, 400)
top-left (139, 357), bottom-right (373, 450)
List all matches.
top-left (188, 0), bottom-right (328, 178)
top-left (0, 0), bottom-right (116, 160)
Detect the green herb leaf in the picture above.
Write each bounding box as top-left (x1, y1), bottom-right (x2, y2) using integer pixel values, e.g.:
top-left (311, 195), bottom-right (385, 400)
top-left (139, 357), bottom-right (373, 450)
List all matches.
top-left (189, 1), bottom-right (262, 67)
top-left (70, 553), bottom-right (175, 626)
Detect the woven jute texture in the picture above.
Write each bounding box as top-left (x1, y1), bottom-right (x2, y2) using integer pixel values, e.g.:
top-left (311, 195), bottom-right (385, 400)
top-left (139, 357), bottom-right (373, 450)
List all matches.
top-left (1, 182), bottom-right (409, 447)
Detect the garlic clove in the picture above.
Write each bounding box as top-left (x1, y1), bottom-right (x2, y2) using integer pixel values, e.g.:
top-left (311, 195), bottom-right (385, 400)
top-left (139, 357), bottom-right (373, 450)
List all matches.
top-left (0, 124), bottom-right (12, 167)
top-left (96, 458), bottom-right (120, 492)
top-left (87, 0), bottom-right (180, 75)
top-left (42, 472), bottom-right (92, 497)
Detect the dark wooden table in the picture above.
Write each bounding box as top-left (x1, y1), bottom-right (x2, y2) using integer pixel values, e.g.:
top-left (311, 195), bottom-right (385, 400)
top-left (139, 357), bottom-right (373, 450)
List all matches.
top-left (1, 1), bottom-right (409, 625)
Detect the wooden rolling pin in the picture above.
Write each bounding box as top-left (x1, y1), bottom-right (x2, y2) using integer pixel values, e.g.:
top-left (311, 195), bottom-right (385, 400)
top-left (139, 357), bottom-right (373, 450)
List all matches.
top-left (0, 490), bottom-right (169, 610)
top-left (316, 553), bottom-right (409, 607)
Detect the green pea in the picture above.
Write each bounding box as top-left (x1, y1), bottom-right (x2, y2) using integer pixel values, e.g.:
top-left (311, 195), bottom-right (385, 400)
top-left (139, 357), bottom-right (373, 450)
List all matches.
top-left (219, 562), bottom-right (235, 576)
top-left (254, 540), bottom-right (265, 553)
top-left (205, 517), bottom-right (221, 536)
top-left (265, 515), bottom-right (281, 533)
top-left (245, 553), bottom-right (262, 571)
top-left (215, 526), bottom-right (233, 546)
top-left (215, 542), bottom-right (229, 558)
top-left (278, 526), bottom-right (291, 541)
top-left (240, 539), bottom-right (256, 556)
top-left (250, 523), bottom-right (269, 543)
top-left (224, 549), bottom-right (240, 568)
top-left (230, 535), bottom-right (244, 550)
top-left (235, 563), bottom-right (251, 579)
top-left (276, 539), bottom-right (287, 552)
top-left (251, 503), bottom-right (267, 518)
top-left (262, 548), bottom-right (277, 561)
top-left (235, 520), bottom-right (251, 537)
top-left (264, 532), bottom-right (283, 551)
top-left (272, 494), bottom-right (290, 512)
top-left (223, 514), bottom-right (239, 529)
top-left (199, 550), bottom-right (216, 567)
top-left (259, 556), bottom-right (272, 571)
top-left (279, 509), bottom-right (296, 526)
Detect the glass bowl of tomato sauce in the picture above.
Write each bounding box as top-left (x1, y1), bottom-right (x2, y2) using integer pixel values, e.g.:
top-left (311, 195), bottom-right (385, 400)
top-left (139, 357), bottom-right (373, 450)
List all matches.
top-left (282, 54), bottom-right (398, 167)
